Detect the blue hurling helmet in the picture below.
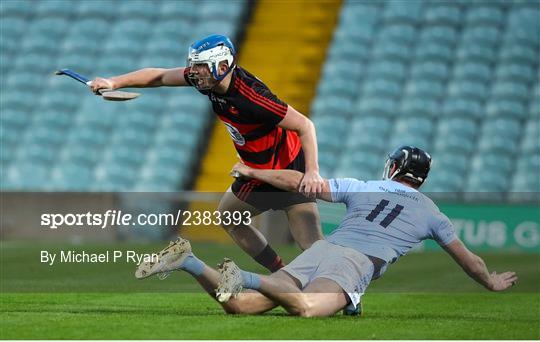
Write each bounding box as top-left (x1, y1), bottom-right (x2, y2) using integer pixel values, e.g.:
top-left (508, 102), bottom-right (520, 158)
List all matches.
top-left (187, 34), bottom-right (236, 85)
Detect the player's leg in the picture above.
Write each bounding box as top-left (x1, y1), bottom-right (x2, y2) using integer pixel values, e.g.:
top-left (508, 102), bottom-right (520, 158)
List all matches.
top-left (217, 241), bottom-right (373, 317)
top-left (218, 263), bottom-right (345, 317)
top-left (217, 188), bottom-right (264, 256)
top-left (218, 187), bottom-right (284, 272)
top-left (193, 263), bottom-right (278, 314)
top-left (223, 290), bottom-right (278, 314)
top-left (135, 238), bottom-right (276, 314)
top-left (304, 244), bottom-right (374, 317)
top-left (250, 270), bottom-right (348, 317)
top-left (297, 278), bottom-right (350, 317)
top-left (216, 240), bottom-right (329, 316)
top-left (284, 202), bottom-right (323, 250)
top-left (280, 149), bottom-right (323, 250)
top-left (216, 260), bottom-right (308, 315)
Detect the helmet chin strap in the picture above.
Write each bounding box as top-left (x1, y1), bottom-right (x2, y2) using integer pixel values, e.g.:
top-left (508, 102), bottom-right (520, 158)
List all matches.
top-left (209, 65), bottom-right (235, 91)
top-left (213, 63), bottom-right (235, 82)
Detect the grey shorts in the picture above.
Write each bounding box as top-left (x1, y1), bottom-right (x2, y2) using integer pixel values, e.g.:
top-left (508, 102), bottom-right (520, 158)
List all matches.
top-left (282, 240), bottom-right (374, 308)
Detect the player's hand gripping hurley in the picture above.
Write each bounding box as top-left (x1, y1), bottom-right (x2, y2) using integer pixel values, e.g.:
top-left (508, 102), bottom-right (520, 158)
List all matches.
top-left (54, 69), bottom-right (140, 101)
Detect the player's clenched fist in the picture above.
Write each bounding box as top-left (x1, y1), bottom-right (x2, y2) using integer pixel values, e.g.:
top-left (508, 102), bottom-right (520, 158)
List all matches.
top-left (230, 162), bottom-right (251, 178)
top-left (300, 170), bottom-right (324, 198)
top-left (89, 77), bottom-right (116, 94)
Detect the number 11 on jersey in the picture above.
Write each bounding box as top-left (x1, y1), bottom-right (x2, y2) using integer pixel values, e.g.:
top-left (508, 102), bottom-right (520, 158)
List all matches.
top-left (366, 199), bottom-right (404, 228)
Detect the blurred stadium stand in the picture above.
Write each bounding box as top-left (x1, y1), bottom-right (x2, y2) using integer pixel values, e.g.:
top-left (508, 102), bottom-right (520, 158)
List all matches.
top-left (1, 0), bottom-right (539, 203)
top-left (0, 0), bottom-right (247, 192)
top-left (312, 0), bottom-right (539, 201)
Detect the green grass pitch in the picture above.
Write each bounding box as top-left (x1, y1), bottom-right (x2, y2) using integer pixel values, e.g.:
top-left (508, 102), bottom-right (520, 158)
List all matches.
top-left (1, 241), bottom-right (539, 339)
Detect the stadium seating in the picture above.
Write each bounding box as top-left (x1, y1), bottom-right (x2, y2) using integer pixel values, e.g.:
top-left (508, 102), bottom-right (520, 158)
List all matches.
top-left (0, 0), bottom-right (248, 191)
top-left (2, 0), bottom-right (538, 202)
top-left (313, 0), bottom-right (540, 201)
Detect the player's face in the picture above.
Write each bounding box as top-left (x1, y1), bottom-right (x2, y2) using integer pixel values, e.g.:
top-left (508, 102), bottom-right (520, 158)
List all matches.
top-left (190, 63), bottom-right (218, 90)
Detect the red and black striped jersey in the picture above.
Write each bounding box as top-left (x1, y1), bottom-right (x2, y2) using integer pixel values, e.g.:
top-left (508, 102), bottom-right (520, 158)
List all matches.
top-left (183, 66), bottom-right (302, 170)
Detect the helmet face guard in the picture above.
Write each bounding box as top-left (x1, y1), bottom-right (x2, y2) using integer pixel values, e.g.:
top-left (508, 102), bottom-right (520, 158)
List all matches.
top-left (382, 146), bottom-right (432, 186)
top-left (187, 37), bottom-right (236, 90)
top-left (382, 150), bottom-right (408, 181)
top-left (187, 62), bottom-right (219, 90)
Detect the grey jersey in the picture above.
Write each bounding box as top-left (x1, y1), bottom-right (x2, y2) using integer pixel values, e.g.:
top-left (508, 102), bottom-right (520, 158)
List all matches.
top-left (326, 178), bottom-right (457, 266)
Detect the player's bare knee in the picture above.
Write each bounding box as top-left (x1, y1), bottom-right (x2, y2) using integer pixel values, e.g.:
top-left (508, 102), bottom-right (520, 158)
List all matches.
top-left (296, 306), bottom-right (315, 318)
top-left (288, 297), bottom-right (313, 317)
top-left (297, 304), bottom-right (333, 318)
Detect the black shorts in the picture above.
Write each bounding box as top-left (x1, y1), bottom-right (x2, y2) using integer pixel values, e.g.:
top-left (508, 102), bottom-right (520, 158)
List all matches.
top-left (231, 150), bottom-right (316, 211)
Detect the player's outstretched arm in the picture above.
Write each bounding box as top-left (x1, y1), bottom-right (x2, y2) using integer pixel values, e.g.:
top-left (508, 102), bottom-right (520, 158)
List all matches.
top-left (90, 67), bottom-right (189, 93)
top-left (442, 239), bottom-right (518, 291)
top-left (231, 163), bottom-right (332, 201)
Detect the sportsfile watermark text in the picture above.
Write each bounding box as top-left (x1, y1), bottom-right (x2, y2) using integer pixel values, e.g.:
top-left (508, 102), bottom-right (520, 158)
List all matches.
top-left (40, 210), bottom-right (252, 229)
